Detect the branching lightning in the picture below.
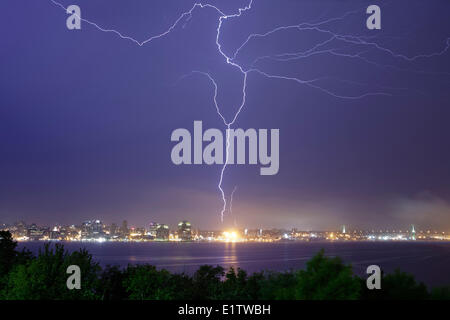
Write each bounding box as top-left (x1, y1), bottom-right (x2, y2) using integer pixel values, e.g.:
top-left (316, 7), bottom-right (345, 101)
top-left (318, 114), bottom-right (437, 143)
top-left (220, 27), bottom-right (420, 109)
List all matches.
top-left (50, 0), bottom-right (226, 46)
top-left (49, 0), bottom-right (449, 223)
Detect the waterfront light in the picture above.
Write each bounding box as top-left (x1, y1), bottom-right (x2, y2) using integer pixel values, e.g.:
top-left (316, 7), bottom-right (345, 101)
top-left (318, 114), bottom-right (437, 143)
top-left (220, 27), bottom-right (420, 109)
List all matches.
top-left (223, 231), bottom-right (239, 242)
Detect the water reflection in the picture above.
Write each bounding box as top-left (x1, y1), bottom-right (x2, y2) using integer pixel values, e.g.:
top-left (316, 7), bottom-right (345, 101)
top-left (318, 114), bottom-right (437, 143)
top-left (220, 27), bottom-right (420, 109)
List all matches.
top-left (223, 241), bottom-right (238, 266)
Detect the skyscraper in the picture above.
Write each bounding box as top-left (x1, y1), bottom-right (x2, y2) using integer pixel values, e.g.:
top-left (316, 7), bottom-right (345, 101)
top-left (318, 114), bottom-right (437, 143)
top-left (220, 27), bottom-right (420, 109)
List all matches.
top-left (156, 224), bottom-right (169, 240)
top-left (148, 222), bottom-right (158, 238)
top-left (121, 220), bottom-right (128, 237)
top-left (110, 223), bottom-right (118, 236)
top-left (177, 221), bottom-right (192, 241)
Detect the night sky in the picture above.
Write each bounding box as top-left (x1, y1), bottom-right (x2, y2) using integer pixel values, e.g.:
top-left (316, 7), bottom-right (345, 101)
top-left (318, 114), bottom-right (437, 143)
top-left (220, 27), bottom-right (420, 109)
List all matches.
top-left (1, 0), bottom-right (449, 230)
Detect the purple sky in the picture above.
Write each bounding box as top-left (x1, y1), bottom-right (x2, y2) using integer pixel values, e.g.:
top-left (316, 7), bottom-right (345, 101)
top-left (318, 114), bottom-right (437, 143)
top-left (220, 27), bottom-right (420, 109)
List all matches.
top-left (1, 0), bottom-right (450, 230)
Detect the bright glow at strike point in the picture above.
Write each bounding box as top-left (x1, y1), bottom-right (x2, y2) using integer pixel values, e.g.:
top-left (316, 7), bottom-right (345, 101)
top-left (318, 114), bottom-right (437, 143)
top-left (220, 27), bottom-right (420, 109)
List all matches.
top-left (222, 231), bottom-right (239, 242)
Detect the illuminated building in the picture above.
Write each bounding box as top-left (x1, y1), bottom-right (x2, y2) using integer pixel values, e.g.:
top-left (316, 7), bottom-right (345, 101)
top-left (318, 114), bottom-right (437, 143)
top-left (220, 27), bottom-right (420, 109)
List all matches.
top-left (109, 223), bottom-right (118, 237)
top-left (156, 224), bottom-right (169, 240)
top-left (148, 222), bottom-right (158, 238)
top-left (178, 221), bottom-right (192, 241)
top-left (81, 220), bottom-right (94, 238)
top-left (121, 220), bottom-right (128, 237)
top-left (92, 220), bottom-right (103, 236)
top-left (80, 220), bottom-right (105, 239)
top-left (27, 223), bottom-right (44, 240)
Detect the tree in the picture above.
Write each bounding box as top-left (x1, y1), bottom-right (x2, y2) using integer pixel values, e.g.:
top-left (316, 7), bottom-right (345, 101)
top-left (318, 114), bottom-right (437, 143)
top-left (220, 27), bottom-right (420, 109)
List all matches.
top-left (255, 271), bottom-right (298, 300)
top-left (361, 269), bottom-right (429, 300)
top-left (192, 265), bottom-right (224, 299)
top-left (430, 286), bottom-right (450, 300)
top-left (124, 265), bottom-right (174, 300)
top-left (0, 231), bottom-right (18, 279)
top-left (0, 230), bottom-right (32, 296)
top-left (295, 249), bottom-right (361, 300)
top-left (97, 265), bottom-right (128, 300)
top-left (4, 243), bottom-right (100, 300)
top-left (221, 267), bottom-right (249, 299)
top-left (245, 271), bottom-right (265, 299)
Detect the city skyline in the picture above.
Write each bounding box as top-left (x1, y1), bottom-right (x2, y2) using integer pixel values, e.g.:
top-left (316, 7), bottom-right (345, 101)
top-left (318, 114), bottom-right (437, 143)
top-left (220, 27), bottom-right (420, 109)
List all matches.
top-left (3, 218), bottom-right (448, 235)
top-left (4, 217), bottom-right (449, 243)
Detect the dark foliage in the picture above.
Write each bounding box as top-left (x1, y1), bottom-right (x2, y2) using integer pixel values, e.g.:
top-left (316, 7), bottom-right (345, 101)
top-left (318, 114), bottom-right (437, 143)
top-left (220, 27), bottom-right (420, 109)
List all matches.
top-left (0, 238), bottom-right (448, 300)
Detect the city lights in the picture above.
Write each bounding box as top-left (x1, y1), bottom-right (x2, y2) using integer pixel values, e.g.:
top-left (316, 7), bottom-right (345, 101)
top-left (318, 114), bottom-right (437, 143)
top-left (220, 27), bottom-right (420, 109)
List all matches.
top-left (222, 231), bottom-right (239, 242)
top-left (2, 220), bottom-right (448, 243)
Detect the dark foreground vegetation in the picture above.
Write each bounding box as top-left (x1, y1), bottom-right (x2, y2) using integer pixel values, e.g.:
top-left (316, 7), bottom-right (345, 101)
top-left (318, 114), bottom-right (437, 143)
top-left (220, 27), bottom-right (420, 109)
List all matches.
top-left (1, 231), bottom-right (449, 300)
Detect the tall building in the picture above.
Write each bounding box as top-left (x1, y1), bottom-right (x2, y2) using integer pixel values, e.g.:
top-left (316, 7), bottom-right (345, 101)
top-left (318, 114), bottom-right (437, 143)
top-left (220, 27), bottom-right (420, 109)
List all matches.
top-left (80, 220), bottom-right (104, 239)
top-left (121, 220), bottom-right (128, 237)
top-left (148, 222), bottom-right (158, 238)
top-left (81, 220), bottom-right (93, 238)
top-left (91, 220), bottom-right (103, 238)
top-left (178, 221), bottom-right (192, 241)
top-left (110, 223), bottom-right (118, 236)
top-left (15, 221), bottom-right (27, 237)
top-left (27, 223), bottom-right (44, 240)
top-left (156, 224), bottom-right (169, 240)
top-left (411, 225), bottom-right (416, 240)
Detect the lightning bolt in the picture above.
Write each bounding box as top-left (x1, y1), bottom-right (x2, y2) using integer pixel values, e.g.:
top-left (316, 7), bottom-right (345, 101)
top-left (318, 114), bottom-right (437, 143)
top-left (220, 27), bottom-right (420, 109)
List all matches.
top-left (230, 186), bottom-right (238, 227)
top-left (49, 0), bottom-right (449, 222)
top-left (50, 0), bottom-right (226, 46)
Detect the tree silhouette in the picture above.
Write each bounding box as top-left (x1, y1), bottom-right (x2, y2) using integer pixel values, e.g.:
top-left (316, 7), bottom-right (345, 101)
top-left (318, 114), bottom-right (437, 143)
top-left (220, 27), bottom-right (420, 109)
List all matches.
top-left (295, 249), bottom-right (361, 300)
